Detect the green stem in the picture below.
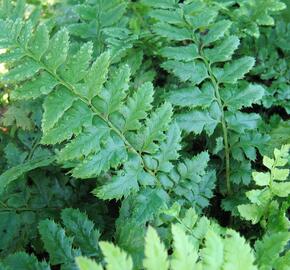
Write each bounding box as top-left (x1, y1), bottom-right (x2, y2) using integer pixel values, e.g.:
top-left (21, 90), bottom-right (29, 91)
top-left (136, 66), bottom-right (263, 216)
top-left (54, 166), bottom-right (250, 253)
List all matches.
top-left (183, 16), bottom-right (232, 194)
top-left (0, 202), bottom-right (62, 212)
top-left (200, 56), bottom-right (232, 194)
top-left (26, 133), bottom-right (41, 161)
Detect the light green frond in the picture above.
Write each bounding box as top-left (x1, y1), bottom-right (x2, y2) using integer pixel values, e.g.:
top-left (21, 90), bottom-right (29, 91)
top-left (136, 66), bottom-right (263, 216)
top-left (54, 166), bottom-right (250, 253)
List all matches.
top-left (99, 242), bottom-right (133, 270)
top-left (143, 226), bottom-right (169, 270)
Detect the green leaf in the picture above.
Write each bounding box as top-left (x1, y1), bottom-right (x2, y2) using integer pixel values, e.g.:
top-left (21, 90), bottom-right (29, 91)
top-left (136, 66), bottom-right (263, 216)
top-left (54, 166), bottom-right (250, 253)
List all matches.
top-left (138, 102), bottom-right (172, 154)
top-left (43, 28), bottom-right (69, 71)
top-left (0, 48), bottom-right (24, 63)
top-left (162, 60), bottom-right (208, 84)
top-left (201, 230), bottom-right (224, 270)
top-left (178, 151), bottom-right (209, 179)
top-left (4, 142), bottom-right (27, 166)
top-left (160, 44), bottom-right (198, 62)
top-left (143, 227), bottom-right (169, 270)
top-left (41, 100), bottom-right (92, 145)
top-left (274, 251), bottom-right (290, 270)
top-left (76, 257), bottom-right (103, 270)
top-left (238, 204), bottom-right (263, 224)
top-left (223, 230), bottom-right (257, 270)
top-left (127, 188), bottom-right (167, 225)
top-left (0, 157), bottom-right (54, 195)
top-left (204, 35), bottom-right (240, 63)
top-left (252, 172), bottom-right (270, 186)
top-left (263, 156), bottom-right (274, 169)
top-left (185, 9), bottom-right (218, 30)
top-left (230, 160), bottom-right (252, 185)
top-left (176, 104), bottom-right (221, 135)
top-left (213, 137), bottom-right (224, 154)
top-left (29, 23), bottom-right (49, 60)
top-left (3, 58), bottom-right (41, 83)
top-left (203, 20), bottom-right (232, 45)
top-left (272, 168), bottom-right (289, 181)
top-left (171, 224), bottom-right (198, 270)
top-left (99, 64), bottom-right (130, 116)
top-left (0, 263), bottom-right (10, 270)
top-left (0, 212), bottom-right (21, 252)
top-left (271, 182), bottom-right (290, 197)
top-left (115, 221), bottom-right (145, 267)
top-left (72, 133), bottom-right (127, 178)
top-left (4, 252), bottom-right (50, 270)
top-left (149, 9), bottom-right (183, 24)
top-left (226, 112), bottom-right (260, 133)
top-left (11, 72), bottom-right (58, 100)
top-left (166, 83), bottom-right (215, 108)
top-left (2, 104), bottom-right (34, 130)
top-left (255, 232), bottom-right (290, 269)
top-left (60, 42), bottom-right (93, 84)
top-left (99, 242), bottom-right (133, 270)
top-left (122, 82), bottom-right (154, 131)
top-left (154, 22), bottom-right (191, 41)
top-left (57, 121), bottom-right (109, 162)
top-left (95, 155), bottom-right (141, 200)
top-left (219, 57), bottom-right (255, 84)
top-left (273, 145), bottom-right (289, 166)
top-left (246, 189), bottom-right (271, 205)
top-left (18, 21), bottom-right (33, 48)
top-left (154, 122), bottom-right (181, 172)
top-left (143, 0), bottom-right (177, 9)
top-left (38, 219), bottom-right (79, 265)
top-left (85, 51), bottom-right (110, 100)
top-left (42, 87), bottom-right (76, 133)
top-left (221, 84), bottom-right (265, 111)
top-left (61, 208), bottom-right (100, 255)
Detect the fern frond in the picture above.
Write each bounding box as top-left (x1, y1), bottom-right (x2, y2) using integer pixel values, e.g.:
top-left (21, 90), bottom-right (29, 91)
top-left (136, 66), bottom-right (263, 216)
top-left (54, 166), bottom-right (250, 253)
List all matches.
top-left (0, 18), bottom-right (181, 200)
top-left (76, 257), bottom-right (103, 270)
top-left (38, 219), bottom-right (80, 266)
top-left (0, 157), bottom-right (54, 196)
top-left (171, 224), bottom-right (197, 270)
top-left (238, 145), bottom-right (290, 225)
top-left (223, 229), bottom-right (257, 270)
top-left (61, 208), bottom-right (100, 255)
top-left (201, 230), bottom-right (224, 270)
top-left (99, 242), bottom-right (133, 270)
top-left (3, 252), bottom-right (50, 270)
top-left (76, 219), bottom-right (259, 270)
top-left (144, 0), bottom-right (268, 193)
top-left (143, 226), bottom-right (169, 270)
top-left (255, 232), bottom-right (290, 269)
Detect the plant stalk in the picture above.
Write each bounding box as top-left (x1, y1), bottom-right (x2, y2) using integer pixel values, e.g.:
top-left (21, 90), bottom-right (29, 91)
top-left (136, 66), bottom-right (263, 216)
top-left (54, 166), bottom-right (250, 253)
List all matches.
top-left (201, 56), bottom-right (232, 194)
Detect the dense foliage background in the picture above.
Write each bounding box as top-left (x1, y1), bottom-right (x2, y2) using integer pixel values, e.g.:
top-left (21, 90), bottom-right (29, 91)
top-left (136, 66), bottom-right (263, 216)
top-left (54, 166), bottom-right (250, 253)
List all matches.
top-left (0, 0), bottom-right (289, 269)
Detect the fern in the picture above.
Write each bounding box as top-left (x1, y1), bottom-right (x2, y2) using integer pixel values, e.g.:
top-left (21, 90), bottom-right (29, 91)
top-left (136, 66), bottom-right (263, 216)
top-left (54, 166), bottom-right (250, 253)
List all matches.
top-left (0, 156), bottom-right (54, 195)
top-left (0, 207), bottom-right (285, 270)
top-left (238, 144), bottom-right (290, 228)
top-left (61, 208), bottom-right (101, 256)
top-left (255, 232), bottom-right (290, 270)
top-left (227, 0), bottom-right (286, 38)
top-left (76, 213), bottom-right (258, 270)
top-left (0, 1), bottom-right (289, 270)
top-left (3, 252), bottom-right (50, 270)
top-left (55, 0), bottom-right (137, 59)
top-left (38, 208), bottom-right (101, 269)
top-left (143, 226), bottom-right (169, 270)
top-left (242, 20), bottom-right (290, 114)
top-left (0, 16), bottom-right (182, 200)
top-left (143, 0), bottom-right (269, 193)
top-left (38, 219), bottom-right (80, 266)
top-left (0, 11), bottom-right (219, 208)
